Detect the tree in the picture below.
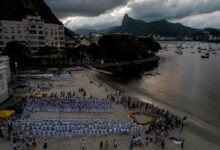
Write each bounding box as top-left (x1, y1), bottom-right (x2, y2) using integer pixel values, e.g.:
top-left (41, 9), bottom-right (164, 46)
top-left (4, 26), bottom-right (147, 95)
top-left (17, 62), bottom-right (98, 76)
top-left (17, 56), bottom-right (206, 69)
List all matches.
top-left (37, 46), bottom-right (57, 55)
top-left (2, 41), bottom-right (31, 69)
top-left (88, 43), bottom-right (104, 59)
top-left (98, 34), bottom-right (161, 61)
top-left (137, 38), bottom-right (161, 53)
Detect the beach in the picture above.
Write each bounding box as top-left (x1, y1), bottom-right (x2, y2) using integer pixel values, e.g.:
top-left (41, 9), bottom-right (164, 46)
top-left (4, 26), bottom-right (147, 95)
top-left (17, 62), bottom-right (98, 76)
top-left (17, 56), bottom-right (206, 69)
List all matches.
top-left (0, 69), bottom-right (220, 150)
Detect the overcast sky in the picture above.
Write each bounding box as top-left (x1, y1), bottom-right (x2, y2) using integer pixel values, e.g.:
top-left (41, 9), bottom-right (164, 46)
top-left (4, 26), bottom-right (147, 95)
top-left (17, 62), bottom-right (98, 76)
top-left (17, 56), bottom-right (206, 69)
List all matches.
top-left (45, 0), bottom-right (220, 30)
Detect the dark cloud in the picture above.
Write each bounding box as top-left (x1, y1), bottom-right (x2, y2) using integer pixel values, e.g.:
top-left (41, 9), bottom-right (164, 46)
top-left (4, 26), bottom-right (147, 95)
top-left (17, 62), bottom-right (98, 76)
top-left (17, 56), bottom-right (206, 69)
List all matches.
top-left (45, 0), bottom-right (127, 18)
top-left (172, 11), bottom-right (220, 29)
top-left (129, 0), bottom-right (220, 22)
top-left (45, 0), bottom-right (220, 30)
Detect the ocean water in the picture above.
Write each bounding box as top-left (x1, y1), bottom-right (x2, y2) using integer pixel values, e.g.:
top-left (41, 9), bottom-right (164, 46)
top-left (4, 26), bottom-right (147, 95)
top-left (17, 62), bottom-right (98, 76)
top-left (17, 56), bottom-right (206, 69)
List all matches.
top-left (97, 41), bottom-right (220, 142)
top-left (140, 42), bottom-right (220, 128)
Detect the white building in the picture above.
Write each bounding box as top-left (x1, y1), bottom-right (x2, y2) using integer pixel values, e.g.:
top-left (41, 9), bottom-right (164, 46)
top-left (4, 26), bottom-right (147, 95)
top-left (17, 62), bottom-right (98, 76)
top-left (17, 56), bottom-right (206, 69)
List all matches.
top-left (0, 16), bottom-right (65, 52)
top-left (209, 35), bottom-right (214, 41)
top-left (89, 32), bottom-right (103, 44)
top-left (79, 38), bottom-right (90, 46)
top-left (210, 36), bottom-right (220, 41)
top-left (0, 56), bottom-right (11, 104)
top-left (214, 37), bottom-right (220, 41)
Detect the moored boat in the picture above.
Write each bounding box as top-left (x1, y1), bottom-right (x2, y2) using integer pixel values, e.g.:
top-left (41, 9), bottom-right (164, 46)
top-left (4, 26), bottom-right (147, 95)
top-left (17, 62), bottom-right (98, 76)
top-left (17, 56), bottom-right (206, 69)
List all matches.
top-left (201, 53), bottom-right (210, 58)
top-left (175, 50), bottom-right (183, 55)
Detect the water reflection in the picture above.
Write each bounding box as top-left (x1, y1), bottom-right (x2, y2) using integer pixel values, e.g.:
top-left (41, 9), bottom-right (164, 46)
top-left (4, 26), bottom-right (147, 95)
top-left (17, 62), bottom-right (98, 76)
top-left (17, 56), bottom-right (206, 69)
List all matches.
top-left (97, 42), bottom-right (220, 139)
top-left (137, 42), bottom-right (220, 127)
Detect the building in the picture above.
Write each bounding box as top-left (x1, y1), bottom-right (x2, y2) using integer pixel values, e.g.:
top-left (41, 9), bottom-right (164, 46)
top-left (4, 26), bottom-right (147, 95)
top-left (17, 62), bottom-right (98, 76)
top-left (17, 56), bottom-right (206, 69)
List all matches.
top-left (182, 36), bottom-right (193, 41)
top-left (65, 36), bottom-right (77, 48)
top-left (0, 56), bottom-right (11, 104)
top-left (214, 37), bottom-right (220, 41)
top-left (79, 38), bottom-right (90, 46)
top-left (89, 32), bottom-right (103, 44)
top-left (0, 16), bottom-right (65, 53)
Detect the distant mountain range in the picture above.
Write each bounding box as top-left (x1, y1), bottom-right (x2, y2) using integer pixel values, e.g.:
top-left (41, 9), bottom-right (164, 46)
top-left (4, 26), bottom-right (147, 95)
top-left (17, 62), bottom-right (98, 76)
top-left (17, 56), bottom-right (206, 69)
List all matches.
top-left (65, 27), bottom-right (79, 38)
top-left (108, 14), bottom-right (199, 36)
top-left (75, 28), bottom-right (98, 36)
top-left (75, 14), bottom-right (220, 37)
top-left (75, 27), bottom-right (114, 36)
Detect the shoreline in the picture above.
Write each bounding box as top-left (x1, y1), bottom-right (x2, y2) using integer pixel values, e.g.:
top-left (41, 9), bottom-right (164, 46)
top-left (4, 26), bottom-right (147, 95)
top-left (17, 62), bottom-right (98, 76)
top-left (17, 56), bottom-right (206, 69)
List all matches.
top-left (90, 69), bottom-right (220, 147)
top-left (1, 69), bottom-right (220, 150)
top-left (92, 56), bottom-right (160, 75)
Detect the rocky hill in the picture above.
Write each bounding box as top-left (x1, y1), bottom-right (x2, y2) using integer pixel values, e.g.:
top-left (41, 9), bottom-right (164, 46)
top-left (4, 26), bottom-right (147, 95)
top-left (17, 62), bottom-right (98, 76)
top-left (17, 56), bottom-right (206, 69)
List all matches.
top-left (108, 14), bottom-right (199, 36)
top-left (0, 0), bottom-right (61, 24)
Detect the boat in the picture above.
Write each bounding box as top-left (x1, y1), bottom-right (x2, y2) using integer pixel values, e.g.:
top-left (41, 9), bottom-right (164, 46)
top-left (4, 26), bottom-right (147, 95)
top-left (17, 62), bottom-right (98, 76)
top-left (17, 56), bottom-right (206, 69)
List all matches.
top-left (175, 50), bottom-right (183, 55)
top-left (212, 51), bottom-right (217, 55)
top-left (177, 45), bottom-right (184, 49)
top-left (201, 53), bottom-right (210, 58)
top-left (155, 72), bottom-right (161, 75)
top-left (143, 71), bottom-right (161, 76)
top-left (143, 72), bottom-right (157, 76)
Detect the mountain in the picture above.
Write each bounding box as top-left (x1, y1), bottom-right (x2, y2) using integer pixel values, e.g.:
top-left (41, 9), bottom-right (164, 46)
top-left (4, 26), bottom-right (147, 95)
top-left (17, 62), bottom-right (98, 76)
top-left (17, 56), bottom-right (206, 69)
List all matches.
top-left (108, 14), bottom-right (199, 36)
top-left (75, 28), bottom-right (98, 36)
top-left (201, 28), bottom-right (220, 36)
top-left (75, 14), bottom-right (220, 37)
top-left (65, 27), bottom-right (79, 38)
top-left (99, 27), bottom-right (116, 34)
top-left (0, 0), bottom-right (61, 24)
top-left (75, 27), bottom-right (114, 36)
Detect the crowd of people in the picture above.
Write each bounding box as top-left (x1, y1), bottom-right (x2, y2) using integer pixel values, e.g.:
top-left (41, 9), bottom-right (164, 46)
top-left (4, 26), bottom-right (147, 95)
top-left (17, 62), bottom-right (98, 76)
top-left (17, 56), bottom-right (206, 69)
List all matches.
top-left (1, 124), bottom-right (46, 150)
top-left (52, 71), bottom-right (73, 81)
top-left (0, 67), bottom-right (188, 150)
top-left (10, 118), bottom-right (142, 139)
top-left (22, 96), bottom-right (114, 117)
top-left (130, 133), bottom-right (142, 149)
top-left (11, 132), bottom-right (37, 150)
top-left (127, 100), bottom-right (186, 149)
top-left (80, 138), bottom-right (118, 150)
top-left (37, 82), bottom-right (53, 90)
top-left (11, 81), bottom-right (54, 96)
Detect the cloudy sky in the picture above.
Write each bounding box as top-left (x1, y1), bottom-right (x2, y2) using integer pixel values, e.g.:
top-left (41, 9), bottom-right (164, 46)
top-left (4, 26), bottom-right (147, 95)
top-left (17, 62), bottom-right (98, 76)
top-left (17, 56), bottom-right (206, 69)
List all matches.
top-left (45, 0), bottom-right (220, 30)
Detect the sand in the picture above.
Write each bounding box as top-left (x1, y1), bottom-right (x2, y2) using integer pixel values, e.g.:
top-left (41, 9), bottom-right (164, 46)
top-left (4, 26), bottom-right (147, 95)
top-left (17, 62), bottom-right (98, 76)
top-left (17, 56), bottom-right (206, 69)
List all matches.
top-left (1, 69), bottom-right (220, 150)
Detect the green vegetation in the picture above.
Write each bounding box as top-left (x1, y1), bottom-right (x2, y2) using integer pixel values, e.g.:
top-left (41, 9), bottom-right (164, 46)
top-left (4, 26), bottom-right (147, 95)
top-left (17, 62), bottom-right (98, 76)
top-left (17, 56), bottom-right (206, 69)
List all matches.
top-left (2, 35), bottom-right (161, 68)
top-left (91, 34), bottom-right (161, 62)
top-left (63, 35), bottom-right (161, 63)
top-left (37, 46), bottom-right (58, 55)
top-left (2, 41), bottom-right (31, 68)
